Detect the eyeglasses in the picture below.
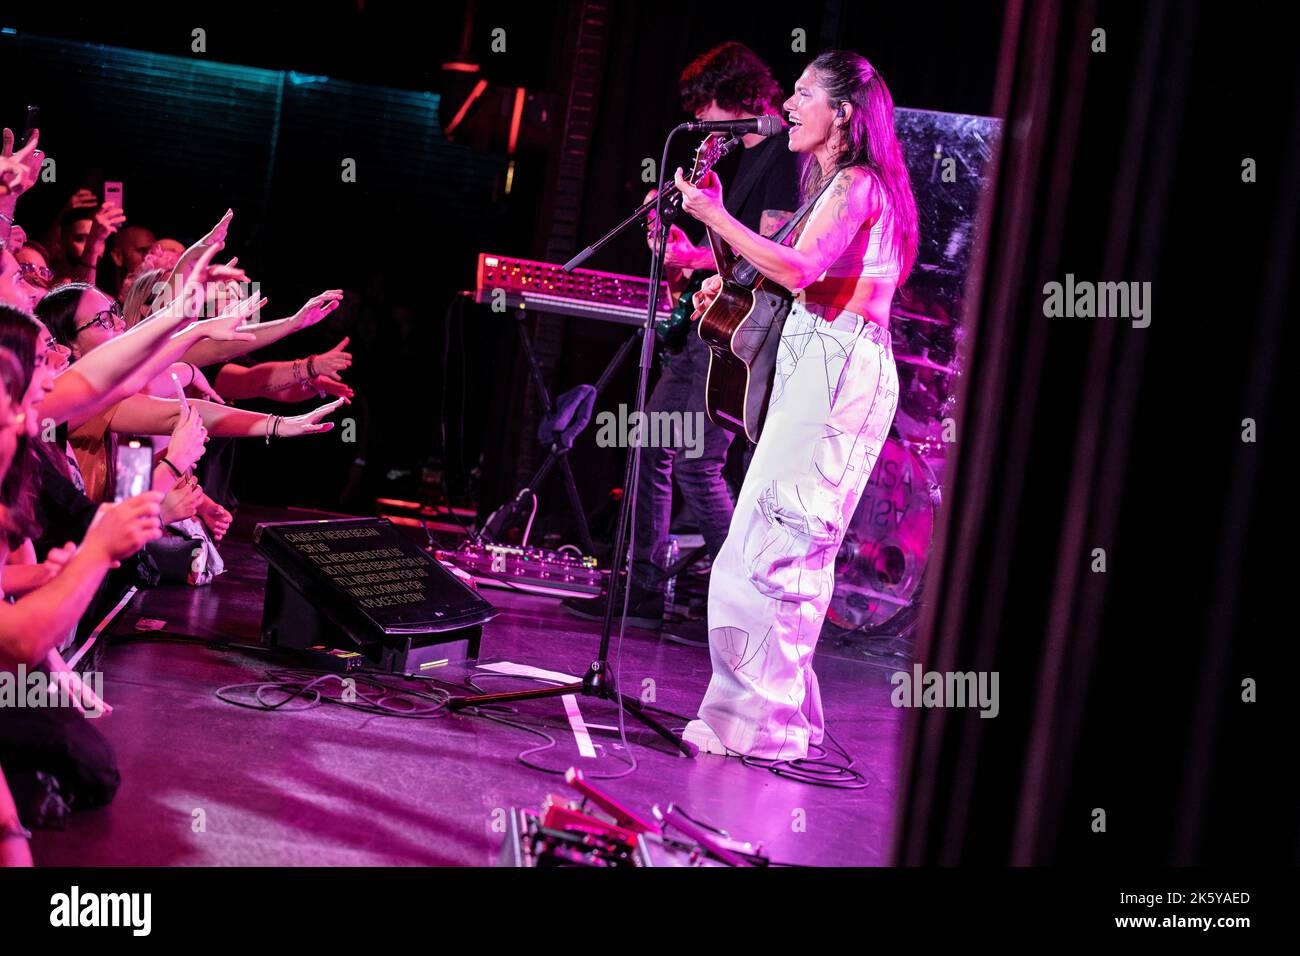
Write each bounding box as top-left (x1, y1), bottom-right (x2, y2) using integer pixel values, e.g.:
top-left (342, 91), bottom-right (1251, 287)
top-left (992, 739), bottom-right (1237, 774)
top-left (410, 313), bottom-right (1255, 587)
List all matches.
top-left (74, 301), bottom-right (125, 334)
top-left (17, 261), bottom-right (53, 290)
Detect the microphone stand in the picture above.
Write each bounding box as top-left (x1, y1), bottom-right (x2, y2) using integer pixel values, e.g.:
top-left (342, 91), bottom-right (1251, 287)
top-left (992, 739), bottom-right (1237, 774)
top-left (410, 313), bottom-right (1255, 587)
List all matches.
top-left (448, 125), bottom-right (701, 757)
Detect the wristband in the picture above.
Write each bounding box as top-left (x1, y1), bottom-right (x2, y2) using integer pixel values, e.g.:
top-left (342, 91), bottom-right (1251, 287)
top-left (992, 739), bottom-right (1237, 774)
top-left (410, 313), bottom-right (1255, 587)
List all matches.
top-left (307, 355), bottom-right (318, 378)
top-left (160, 456), bottom-right (184, 479)
top-left (187, 363), bottom-right (198, 387)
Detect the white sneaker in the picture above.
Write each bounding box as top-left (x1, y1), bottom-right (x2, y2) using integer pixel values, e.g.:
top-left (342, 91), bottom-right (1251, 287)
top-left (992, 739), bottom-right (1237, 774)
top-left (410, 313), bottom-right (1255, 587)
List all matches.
top-left (683, 719), bottom-right (737, 757)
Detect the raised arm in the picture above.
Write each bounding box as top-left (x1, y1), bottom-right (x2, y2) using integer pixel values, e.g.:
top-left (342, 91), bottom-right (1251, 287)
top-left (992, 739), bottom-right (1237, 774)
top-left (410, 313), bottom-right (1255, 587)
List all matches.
top-left (65, 201), bottom-right (126, 284)
top-left (213, 338), bottom-right (354, 402)
top-left (0, 127), bottom-right (43, 250)
top-left (179, 290), bottom-right (342, 367)
top-left (109, 393), bottom-right (346, 439)
top-left (0, 493), bottom-right (162, 667)
top-left (157, 208), bottom-right (234, 296)
top-left (58, 278), bottom-right (259, 430)
top-left (674, 166), bottom-right (876, 291)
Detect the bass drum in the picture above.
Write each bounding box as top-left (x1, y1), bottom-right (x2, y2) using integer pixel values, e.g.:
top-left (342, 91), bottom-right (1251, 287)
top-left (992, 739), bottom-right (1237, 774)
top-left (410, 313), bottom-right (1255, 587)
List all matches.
top-left (828, 439), bottom-right (939, 632)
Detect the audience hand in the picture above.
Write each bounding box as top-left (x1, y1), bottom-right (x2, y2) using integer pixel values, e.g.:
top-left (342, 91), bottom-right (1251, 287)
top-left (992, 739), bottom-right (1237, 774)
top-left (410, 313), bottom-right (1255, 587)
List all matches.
top-left (0, 156), bottom-right (24, 195)
top-left (161, 475), bottom-right (203, 525)
top-left (312, 375), bottom-right (354, 399)
top-left (84, 493), bottom-right (164, 565)
top-left (290, 290), bottom-right (343, 331)
top-left (205, 256), bottom-right (248, 287)
top-left (0, 127), bottom-right (41, 198)
top-left (61, 187), bottom-right (100, 215)
top-left (196, 495), bottom-right (233, 541)
top-left (185, 294), bottom-right (265, 342)
top-left (198, 209), bottom-right (234, 249)
top-left (88, 202), bottom-right (126, 244)
top-left (311, 338), bottom-right (352, 380)
top-left (166, 403), bottom-right (208, 473)
top-left (279, 397), bottom-right (348, 436)
top-left (46, 648), bottom-right (113, 718)
top-left (187, 365), bottom-right (226, 404)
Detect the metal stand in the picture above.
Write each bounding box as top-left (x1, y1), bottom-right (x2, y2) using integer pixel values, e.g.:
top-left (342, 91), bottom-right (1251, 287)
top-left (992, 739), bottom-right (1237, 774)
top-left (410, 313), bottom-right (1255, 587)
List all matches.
top-left (480, 315), bottom-right (640, 553)
top-left (450, 126), bottom-right (697, 757)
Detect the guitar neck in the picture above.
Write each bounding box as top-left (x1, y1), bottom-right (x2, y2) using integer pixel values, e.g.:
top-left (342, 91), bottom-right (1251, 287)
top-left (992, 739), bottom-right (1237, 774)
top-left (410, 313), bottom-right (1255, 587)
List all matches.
top-left (705, 224), bottom-right (736, 281)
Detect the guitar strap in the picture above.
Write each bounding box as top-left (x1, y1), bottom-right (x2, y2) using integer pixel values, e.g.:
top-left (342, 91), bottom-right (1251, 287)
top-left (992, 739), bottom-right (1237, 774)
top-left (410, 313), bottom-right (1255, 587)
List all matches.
top-left (731, 172), bottom-right (839, 288)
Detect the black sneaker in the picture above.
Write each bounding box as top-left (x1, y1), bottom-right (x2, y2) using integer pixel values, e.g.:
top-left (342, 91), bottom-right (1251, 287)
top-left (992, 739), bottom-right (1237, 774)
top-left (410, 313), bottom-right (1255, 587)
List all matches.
top-left (561, 589), bottom-right (665, 629)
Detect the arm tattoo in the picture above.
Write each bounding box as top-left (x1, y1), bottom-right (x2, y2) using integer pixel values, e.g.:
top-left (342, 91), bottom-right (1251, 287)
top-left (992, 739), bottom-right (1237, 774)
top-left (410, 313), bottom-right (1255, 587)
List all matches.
top-left (760, 209), bottom-right (794, 237)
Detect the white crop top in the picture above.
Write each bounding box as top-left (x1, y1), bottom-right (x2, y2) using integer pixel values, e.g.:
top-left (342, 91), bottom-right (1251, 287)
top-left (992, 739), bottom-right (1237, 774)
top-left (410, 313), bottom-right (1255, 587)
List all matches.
top-left (805, 170), bottom-right (901, 281)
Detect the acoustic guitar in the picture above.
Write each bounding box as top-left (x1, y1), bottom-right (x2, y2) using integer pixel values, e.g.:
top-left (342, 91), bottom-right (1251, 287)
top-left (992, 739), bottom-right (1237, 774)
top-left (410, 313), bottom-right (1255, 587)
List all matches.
top-left (695, 170), bottom-right (833, 443)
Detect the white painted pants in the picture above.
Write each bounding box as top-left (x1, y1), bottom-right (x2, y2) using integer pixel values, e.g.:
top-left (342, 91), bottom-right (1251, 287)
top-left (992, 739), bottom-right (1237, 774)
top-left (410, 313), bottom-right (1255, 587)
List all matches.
top-left (694, 300), bottom-right (899, 759)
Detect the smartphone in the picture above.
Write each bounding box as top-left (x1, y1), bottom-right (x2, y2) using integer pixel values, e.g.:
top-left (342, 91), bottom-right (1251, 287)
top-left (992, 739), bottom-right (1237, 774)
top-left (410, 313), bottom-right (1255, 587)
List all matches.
top-left (114, 440), bottom-right (153, 502)
top-left (22, 105), bottom-right (39, 146)
top-left (171, 371), bottom-right (190, 413)
top-left (103, 180), bottom-right (124, 213)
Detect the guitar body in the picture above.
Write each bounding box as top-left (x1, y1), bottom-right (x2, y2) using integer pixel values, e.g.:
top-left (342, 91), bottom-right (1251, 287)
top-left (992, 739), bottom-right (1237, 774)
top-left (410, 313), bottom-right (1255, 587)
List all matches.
top-left (697, 277), bottom-right (792, 443)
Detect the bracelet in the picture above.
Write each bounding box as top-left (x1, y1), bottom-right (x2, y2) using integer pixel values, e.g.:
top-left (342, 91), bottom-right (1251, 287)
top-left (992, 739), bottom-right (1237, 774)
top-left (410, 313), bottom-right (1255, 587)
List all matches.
top-left (0, 820), bottom-right (32, 842)
top-left (78, 257), bottom-right (97, 270)
top-left (0, 210), bottom-right (13, 224)
top-left (187, 363), bottom-right (198, 387)
top-left (160, 456), bottom-right (184, 479)
top-left (265, 414), bottom-right (273, 445)
top-left (273, 415), bottom-right (283, 439)
top-left (306, 354), bottom-right (318, 378)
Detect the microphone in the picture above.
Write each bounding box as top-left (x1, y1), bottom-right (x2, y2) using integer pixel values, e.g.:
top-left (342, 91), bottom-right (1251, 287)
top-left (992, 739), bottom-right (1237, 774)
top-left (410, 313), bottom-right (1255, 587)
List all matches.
top-left (680, 115), bottom-right (786, 137)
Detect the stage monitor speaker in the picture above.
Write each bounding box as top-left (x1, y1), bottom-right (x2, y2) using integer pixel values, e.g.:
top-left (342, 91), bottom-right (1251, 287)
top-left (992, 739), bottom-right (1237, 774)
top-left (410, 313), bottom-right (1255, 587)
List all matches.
top-left (254, 517), bottom-right (497, 674)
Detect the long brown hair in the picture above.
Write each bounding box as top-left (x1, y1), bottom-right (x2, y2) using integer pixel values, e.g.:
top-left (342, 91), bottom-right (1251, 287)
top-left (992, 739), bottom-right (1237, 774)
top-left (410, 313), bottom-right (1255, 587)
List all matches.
top-left (801, 50), bottom-right (918, 282)
top-left (122, 266), bottom-right (166, 329)
top-left (0, 313), bottom-right (41, 548)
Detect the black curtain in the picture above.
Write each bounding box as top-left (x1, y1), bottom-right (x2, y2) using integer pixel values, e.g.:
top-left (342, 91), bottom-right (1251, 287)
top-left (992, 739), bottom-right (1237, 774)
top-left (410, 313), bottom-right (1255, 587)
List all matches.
top-left (896, 0), bottom-right (1295, 864)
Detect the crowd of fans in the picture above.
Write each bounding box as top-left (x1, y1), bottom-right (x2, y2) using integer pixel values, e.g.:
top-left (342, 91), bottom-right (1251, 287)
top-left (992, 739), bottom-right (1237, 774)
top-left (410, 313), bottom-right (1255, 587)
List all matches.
top-left (0, 126), bottom-right (357, 864)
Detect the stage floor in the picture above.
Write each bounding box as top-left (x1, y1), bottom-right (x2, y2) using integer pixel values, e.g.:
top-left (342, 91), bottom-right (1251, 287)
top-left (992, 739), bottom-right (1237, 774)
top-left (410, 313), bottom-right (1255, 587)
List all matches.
top-left (31, 507), bottom-right (905, 867)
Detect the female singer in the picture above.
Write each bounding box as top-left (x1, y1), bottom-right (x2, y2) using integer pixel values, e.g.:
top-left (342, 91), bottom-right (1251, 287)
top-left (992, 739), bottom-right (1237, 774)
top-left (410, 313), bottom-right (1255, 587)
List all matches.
top-left (674, 50), bottom-right (918, 759)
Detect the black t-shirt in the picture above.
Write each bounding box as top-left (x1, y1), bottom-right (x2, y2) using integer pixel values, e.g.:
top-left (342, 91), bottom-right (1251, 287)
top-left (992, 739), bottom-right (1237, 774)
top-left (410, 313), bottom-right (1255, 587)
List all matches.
top-left (720, 130), bottom-right (802, 235)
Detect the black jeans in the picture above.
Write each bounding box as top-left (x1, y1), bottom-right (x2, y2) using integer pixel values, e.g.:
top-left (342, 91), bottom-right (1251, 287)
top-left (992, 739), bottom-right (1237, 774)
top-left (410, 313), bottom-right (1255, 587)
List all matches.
top-left (630, 332), bottom-right (738, 595)
top-left (0, 686), bottom-right (120, 825)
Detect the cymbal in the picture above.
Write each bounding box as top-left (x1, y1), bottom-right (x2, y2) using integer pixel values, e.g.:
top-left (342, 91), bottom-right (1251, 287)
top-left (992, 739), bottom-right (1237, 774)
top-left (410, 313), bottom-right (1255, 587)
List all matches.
top-left (896, 352), bottom-right (958, 374)
top-left (890, 307), bottom-right (952, 326)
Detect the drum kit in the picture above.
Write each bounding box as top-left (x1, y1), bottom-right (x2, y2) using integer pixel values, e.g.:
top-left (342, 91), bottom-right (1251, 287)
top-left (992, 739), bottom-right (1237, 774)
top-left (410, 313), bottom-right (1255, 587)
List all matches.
top-left (827, 293), bottom-right (960, 634)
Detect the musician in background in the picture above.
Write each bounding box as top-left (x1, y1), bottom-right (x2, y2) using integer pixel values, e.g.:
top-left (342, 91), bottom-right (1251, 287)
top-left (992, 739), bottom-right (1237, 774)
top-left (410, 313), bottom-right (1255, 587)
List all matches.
top-left (674, 50), bottom-right (918, 758)
top-left (563, 41), bottom-right (799, 640)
